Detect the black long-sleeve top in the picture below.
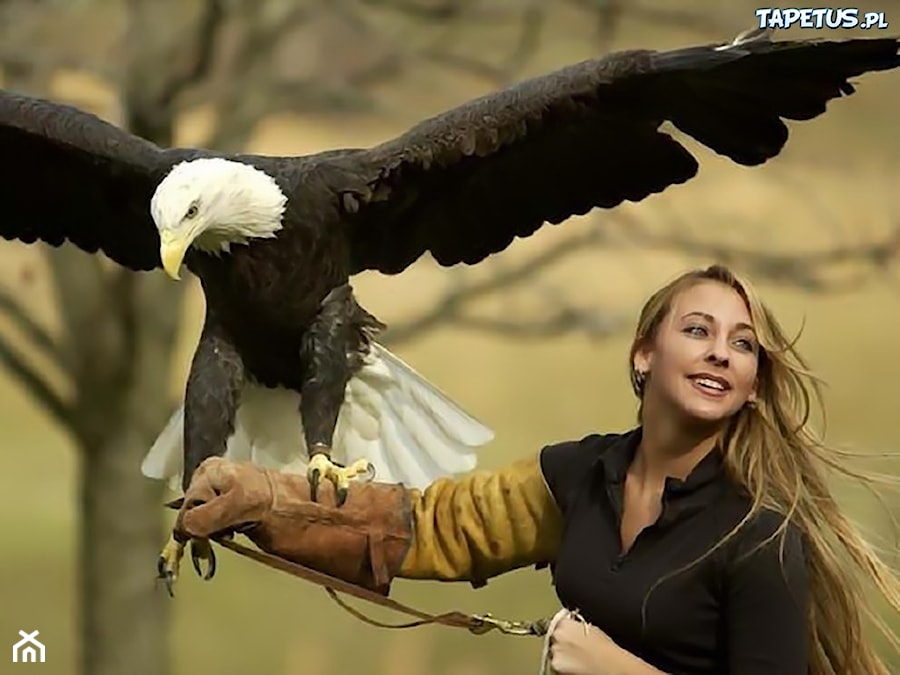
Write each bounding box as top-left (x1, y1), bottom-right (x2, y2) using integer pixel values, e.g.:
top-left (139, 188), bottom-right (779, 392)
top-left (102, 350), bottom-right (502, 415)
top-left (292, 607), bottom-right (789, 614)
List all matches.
top-left (540, 427), bottom-right (810, 674)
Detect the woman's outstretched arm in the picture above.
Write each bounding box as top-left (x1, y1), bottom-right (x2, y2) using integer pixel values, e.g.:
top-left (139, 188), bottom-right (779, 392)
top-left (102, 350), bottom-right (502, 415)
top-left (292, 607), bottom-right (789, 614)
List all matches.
top-left (171, 452), bottom-right (564, 592)
top-left (399, 452), bottom-right (563, 584)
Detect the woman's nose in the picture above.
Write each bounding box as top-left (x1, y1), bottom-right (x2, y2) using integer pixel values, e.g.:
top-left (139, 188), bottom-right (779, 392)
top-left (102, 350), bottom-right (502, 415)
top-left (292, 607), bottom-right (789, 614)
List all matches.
top-left (704, 348), bottom-right (729, 368)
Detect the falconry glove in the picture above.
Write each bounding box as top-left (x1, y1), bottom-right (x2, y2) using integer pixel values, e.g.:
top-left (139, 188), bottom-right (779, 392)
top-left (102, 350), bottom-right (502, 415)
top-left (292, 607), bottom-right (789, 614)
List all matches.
top-left (173, 457), bottom-right (413, 595)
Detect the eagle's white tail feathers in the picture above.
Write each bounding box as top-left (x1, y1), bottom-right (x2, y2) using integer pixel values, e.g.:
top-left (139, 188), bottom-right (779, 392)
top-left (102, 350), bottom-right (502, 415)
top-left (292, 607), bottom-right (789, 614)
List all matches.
top-left (141, 405), bottom-right (186, 493)
top-left (140, 342), bottom-right (493, 492)
top-left (140, 405), bottom-right (256, 492)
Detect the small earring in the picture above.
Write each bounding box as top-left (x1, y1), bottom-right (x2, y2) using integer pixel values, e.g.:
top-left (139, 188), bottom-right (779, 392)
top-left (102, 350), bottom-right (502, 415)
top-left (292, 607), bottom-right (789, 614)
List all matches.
top-left (634, 369), bottom-right (648, 392)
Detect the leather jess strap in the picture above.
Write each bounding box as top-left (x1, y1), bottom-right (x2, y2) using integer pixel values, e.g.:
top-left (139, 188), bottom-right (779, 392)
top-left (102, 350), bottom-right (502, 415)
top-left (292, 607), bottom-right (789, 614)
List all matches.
top-left (212, 535), bottom-right (551, 637)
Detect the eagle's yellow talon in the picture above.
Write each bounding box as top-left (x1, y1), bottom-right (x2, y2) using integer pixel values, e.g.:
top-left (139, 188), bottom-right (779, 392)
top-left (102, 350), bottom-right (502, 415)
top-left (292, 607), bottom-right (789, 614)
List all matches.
top-left (190, 538), bottom-right (217, 581)
top-left (157, 533), bottom-right (217, 595)
top-left (157, 534), bottom-right (184, 597)
top-left (307, 453), bottom-right (376, 506)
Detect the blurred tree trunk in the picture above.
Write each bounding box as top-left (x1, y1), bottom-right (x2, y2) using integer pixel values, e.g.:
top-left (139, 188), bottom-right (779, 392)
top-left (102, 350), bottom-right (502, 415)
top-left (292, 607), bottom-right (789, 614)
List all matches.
top-left (0, 49), bottom-right (182, 674)
top-left (75, 385), bottom-right (175, 675)
top-left (46, 4), bottom-right (188, 671)
top-left (67, 11), bottom-right (188, 673)
top-left (51, 120), bottom-right (184, 675)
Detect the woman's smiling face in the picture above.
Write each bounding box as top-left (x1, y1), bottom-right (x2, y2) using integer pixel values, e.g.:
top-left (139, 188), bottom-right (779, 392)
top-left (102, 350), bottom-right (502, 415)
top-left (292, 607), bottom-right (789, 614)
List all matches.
top-left (633, 280), bottom-right (760, 425)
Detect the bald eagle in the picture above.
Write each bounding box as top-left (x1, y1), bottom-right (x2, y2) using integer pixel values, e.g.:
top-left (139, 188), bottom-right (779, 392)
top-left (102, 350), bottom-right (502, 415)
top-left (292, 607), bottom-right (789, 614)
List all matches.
top-left (1, 30), bottom-right (898, 591)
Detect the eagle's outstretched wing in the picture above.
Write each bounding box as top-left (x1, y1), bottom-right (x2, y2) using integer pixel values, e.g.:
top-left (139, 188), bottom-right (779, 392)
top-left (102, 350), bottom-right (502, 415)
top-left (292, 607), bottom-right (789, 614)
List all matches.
top-left (337, 35), bottom-right (900, 275)
top-left (0, 90), bottom-right (193, 271)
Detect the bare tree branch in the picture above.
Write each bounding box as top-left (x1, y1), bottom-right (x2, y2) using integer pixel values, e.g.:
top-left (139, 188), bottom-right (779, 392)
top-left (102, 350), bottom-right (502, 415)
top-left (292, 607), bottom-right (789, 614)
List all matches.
top-left (610, 210), bottom-right (900, 291)
top-left (0, 332), bottom-right (71, 428)
top-left (381, 226), bottom-right (606, 344)
top-left (445, 306), bottom-right (631, 339)
top-left (197, 2), bottom-right (317, 150)
top-left (407, 0), bottom-right (543, 84)
top-left (357, 0), bottom-right (465, 21)
top-left (0, 48), bottom-right (114, 82)
top-left (0, 287), bottom-right (70, 374)
top-left (382, 207), bottom-right (900, 346)
top-left (197, 0), bottom-right (545, 150)
top-left (157, 0), bottom-right (227, 108)
top-left (565, 0), bottom-right (734, 36)
top-left (626, 3), bottom-right (736, 34)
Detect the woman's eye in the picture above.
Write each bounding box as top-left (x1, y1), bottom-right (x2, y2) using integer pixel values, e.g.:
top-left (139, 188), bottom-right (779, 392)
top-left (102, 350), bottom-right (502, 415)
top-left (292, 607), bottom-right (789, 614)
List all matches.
top-left (735, 338), bottom-right (756, 352)
top-left (684, 325), bottom-right (707, 336)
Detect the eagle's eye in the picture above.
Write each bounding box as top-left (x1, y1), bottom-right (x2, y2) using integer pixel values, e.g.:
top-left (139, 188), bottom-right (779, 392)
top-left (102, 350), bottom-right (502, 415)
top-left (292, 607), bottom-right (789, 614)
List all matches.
top-left (185, 204), bottom-right (199, 220)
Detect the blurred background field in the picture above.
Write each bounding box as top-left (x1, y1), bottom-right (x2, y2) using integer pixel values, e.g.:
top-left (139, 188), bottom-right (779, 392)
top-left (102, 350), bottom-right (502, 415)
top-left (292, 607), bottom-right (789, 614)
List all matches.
top-left (1, 1), bottom-right (900, 674)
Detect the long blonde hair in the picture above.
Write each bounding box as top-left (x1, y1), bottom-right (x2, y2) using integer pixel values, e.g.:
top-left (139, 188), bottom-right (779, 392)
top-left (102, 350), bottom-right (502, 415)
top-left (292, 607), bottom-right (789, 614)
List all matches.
top-left (629, 264), bottom-right (900, 674)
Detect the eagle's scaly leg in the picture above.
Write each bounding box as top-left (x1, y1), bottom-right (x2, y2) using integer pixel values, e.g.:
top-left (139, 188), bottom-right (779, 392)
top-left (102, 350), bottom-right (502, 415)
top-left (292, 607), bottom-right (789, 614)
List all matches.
top-left (301, 285), bottom-right (383, 506)
top-left (157, 317), bottom-right (243, 595)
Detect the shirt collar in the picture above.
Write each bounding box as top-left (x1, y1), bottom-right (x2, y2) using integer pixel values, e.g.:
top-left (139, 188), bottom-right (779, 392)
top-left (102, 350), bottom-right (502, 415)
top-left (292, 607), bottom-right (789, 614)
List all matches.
top-left (593, 426), bottom-right (725, 497)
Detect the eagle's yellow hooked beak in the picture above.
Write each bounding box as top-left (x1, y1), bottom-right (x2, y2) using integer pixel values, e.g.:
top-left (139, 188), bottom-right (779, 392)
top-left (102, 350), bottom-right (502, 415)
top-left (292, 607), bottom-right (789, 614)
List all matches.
top-left (160, 230), bottom-right (191, 281)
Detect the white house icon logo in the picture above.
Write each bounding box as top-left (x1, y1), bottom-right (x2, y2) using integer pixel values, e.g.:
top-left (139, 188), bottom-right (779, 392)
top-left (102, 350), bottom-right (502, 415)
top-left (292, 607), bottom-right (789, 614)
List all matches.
top-left (12, 630), bottom-right (45, 663)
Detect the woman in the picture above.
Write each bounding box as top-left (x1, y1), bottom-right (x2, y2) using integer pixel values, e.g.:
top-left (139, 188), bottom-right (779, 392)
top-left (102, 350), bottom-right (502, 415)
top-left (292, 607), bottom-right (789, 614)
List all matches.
top-left (172, 264), bottom-right (900, 674)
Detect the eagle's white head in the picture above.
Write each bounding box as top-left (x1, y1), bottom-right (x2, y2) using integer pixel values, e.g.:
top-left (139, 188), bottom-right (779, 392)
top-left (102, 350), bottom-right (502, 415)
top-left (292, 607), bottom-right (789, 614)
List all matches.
top-left (150, 157), bottom-right (288, 280)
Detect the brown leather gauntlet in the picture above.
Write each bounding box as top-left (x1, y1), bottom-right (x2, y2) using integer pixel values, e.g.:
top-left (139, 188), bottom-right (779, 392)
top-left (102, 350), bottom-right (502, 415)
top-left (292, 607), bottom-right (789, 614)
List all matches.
top-left (173, 457), bottom-right (412, 595)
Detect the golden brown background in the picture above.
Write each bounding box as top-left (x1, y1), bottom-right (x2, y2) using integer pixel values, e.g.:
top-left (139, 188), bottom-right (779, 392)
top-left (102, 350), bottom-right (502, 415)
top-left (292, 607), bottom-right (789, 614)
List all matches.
top-left (1, 1), bottom-right (899, 674)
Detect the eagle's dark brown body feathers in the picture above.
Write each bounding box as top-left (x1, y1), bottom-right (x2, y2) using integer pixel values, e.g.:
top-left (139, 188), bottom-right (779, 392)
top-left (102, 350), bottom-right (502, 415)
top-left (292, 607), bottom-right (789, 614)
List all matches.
top-left (0, 32), bottom-right (898, 499)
